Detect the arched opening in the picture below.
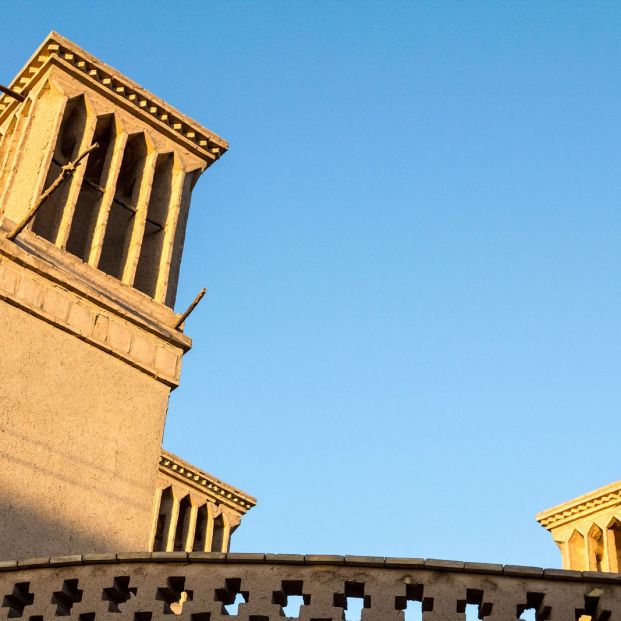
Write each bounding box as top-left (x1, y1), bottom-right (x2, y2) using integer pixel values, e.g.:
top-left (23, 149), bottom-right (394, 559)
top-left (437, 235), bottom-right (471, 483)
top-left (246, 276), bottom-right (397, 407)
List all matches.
top-left (66, 114), bottom-right (117, 261)
top-left (212, 513), bottom-right (225, 553)
top-left (133, 152), bottom-right (172, 296)
top-left (33, 95), bottom-right (88, 242)
top-left (193, 504), bottom-right (208, 552)
top-left (588, 524), bottom-right (604, 571)
top-left (174, 495), bottom-right (192, 551)
top-left (568, 530), bottom-right (587, 570)
top-left (98, 132), bottom-right (147, 278)
top-left (153, 487), bottom-right (174, 552)
top-left (606, 518), bottom-right (621, 572)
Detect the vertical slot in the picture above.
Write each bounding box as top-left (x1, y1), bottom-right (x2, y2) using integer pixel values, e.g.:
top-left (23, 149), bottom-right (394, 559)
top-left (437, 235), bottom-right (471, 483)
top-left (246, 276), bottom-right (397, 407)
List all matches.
top-left (173, 496), bottom-right (192, 551)
top-left (133, 153), bottom-right (173, 297)
top-left (153, 487), bottom-right (174, 552)
top-left (212, 513), bottom-right (225, 552)
top-left (32, 95), bottom-right (87, 242)
top-left (192, 504), bottom-right (208, 552)
top-left (66, 114), bottom-right (116, 261)
top-left (98, 132), bottom-right (147, 279)
top-left (164, 169), bottom-right (201, 307)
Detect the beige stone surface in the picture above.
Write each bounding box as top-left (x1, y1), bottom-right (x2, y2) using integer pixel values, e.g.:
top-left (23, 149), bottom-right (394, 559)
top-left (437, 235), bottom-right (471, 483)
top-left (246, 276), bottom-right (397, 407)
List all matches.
top-left (0, 299), bottom-right (170, 558)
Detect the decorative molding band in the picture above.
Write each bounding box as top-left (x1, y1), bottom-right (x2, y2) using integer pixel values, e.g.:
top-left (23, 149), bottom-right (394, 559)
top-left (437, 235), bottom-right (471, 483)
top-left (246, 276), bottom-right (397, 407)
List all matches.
top-left (0, 32), bottom-right (227, 165)
top-left (0, 251), bottom-right (183, 387)
top-left (159, 450), bottom-right (256, 513)
top-left (537, 482), bottom-right (621, 529)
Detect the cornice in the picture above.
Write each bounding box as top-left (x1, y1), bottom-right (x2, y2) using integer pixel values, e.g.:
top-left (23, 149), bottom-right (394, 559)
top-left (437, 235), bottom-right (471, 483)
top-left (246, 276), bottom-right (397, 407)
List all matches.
top-left (159, 450), bottom-right (256, 514)
top-left (536, 481), bottom-right (621, 529)
top-left (0, 32), bottom-right (227, 165)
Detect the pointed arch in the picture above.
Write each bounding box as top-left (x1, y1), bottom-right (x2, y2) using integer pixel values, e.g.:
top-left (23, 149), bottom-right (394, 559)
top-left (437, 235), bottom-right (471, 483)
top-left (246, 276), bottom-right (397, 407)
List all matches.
top-left (98, 131), bottom-right (149, 278)
top-left (588, 523), bottom-right (604, 571)
top-left (153, 486), bottom-right (174, 552)
top-left (66, 113), bottom-right (119, 260)
top-left (133, 151), bottom-right (174, 296)
top-left (568, 529), bottom-right (587, 570)
top-left (606, 517), bottom-right (621, 573)
top-left (173, 494), bottom-right (192, 551)
top-left (32, 94), bottom-right (88, 241)
top-left (212, 511), bottom-right (226, 553)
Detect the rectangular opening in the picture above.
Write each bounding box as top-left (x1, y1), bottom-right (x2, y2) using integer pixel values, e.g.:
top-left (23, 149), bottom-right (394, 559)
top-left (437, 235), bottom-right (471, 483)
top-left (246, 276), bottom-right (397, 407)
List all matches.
top-left (133, 153), bottom-right (173, 297)
top-left (98, 132), bottom-right (147, 278)
top-left (66, 114), bottom-right (116, 260)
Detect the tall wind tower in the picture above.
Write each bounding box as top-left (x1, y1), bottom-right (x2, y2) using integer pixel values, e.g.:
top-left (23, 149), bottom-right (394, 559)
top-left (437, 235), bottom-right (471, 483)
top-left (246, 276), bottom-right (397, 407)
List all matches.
top-left (0, 32), bottom-right (228, 559)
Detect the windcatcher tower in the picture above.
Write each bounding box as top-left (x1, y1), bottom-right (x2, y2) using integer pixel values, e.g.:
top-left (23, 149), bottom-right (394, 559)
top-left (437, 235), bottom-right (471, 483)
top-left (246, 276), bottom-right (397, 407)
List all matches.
top-left (0, 33), bottom-right (227, 558)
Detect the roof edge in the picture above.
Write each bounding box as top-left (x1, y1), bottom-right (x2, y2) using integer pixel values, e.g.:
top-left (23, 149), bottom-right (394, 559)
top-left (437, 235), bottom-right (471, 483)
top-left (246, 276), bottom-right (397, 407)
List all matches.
top-left (536, 480), bottom-right (621, 528)
top-left (0, 32), bottom-right (228, 161)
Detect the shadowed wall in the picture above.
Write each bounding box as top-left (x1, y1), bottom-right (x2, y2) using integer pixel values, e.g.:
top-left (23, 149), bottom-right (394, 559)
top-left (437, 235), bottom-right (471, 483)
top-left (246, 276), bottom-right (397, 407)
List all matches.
top-left (0, 301), bottom-right (169, 559)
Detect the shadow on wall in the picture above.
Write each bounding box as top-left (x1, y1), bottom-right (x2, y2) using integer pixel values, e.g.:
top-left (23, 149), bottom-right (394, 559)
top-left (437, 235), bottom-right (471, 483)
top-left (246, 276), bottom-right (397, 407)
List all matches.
top-left (0, 494), bottom-right (105, 561)
top-left (0, 427), bottom-right (155, 560)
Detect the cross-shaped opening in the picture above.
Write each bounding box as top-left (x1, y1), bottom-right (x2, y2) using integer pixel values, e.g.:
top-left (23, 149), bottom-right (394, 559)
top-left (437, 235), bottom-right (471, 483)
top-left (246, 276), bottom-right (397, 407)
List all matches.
top-left (51, 579), bottom-right (83, 616)
top-left (2, 582), bottom-right (34, 618)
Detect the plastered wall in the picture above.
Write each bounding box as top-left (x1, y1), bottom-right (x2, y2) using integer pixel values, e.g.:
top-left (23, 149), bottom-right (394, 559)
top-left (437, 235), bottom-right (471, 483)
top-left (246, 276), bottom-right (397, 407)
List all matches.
top-left (0, 300), bottom-right (170, 559)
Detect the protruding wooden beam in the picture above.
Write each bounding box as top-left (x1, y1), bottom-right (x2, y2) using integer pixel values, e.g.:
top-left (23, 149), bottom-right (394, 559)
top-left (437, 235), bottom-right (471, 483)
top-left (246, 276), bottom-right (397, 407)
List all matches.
top-left (174, 288), bottom-right (206, 330)
top-left (0, 84), bottom-right (25, 102)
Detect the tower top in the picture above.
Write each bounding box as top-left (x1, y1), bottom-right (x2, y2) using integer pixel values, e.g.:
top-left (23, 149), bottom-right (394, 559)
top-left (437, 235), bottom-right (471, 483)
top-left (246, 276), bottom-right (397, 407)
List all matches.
top-left (0, 32), bottom-right (226, 313)
top-left (0, 31), bottom-right (228, 163)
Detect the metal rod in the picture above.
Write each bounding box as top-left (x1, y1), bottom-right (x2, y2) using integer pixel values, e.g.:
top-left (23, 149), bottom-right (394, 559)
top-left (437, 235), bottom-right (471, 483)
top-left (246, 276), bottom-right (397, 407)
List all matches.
top-left (7, 143), bottom-right (99, 241)
top-left (51, 157), bottom-right (163, 232)
top-left (0, 84), bottom-right (25, 103)
top-left (174, 288), bottom-right (207, 329)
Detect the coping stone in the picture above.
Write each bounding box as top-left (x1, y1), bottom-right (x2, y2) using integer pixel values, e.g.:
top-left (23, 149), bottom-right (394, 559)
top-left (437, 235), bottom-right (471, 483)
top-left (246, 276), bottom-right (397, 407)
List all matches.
top-left (464, 561), bottom-right (504, 574)
top-left (188, 552), bottom-right (227, 562)
top-left (226, 553), bottom-right (266, 563)
top-left (265, 553), bottom-right (305, 565)
top-left (49, 555), bottom-right (83, 566)
top-left (82, 553), bottom-right (117, 564)
top-left (583, 571), bottom-right (621, 583)
top-left (117, 552), bottom-right (153, 562)
top-left (152, 551), bottom-right (188, 562)
top-left (17, 557), bottom-right (50, 568)
top-left (344, 555), bottom-right (385, 568)
top-left (384, 557), bottom-right (425, 568)
top-left (543, 568), bottom-right (582, 580)
top-left (503, 565), bottom-right (544, 578)
top-left (0, 560), bottom-right (18, 571)
top-left (305, 555), bottom-right (345, 565)
top-left (424, 559), bottom-right (465, 571)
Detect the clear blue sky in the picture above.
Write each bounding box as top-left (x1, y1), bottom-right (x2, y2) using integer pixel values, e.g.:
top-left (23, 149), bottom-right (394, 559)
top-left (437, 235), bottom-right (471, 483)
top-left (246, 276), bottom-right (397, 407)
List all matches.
top-left (3, 2), bottom-right (620, 567)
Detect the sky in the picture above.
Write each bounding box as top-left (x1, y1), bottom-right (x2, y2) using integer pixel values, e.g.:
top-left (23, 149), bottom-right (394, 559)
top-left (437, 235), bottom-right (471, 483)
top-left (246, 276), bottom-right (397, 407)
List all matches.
top-left (2, 2), bottom-right (621, 568)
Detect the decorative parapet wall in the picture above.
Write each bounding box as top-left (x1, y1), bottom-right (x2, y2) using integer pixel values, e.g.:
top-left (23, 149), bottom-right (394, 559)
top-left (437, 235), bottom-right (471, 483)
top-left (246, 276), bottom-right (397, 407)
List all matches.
top-left (150, 451), bottom-right (256, 553)
top-left (0, 553), bottom-right (618, 620)
top-left (537, 481), bottom-right (621, 572)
